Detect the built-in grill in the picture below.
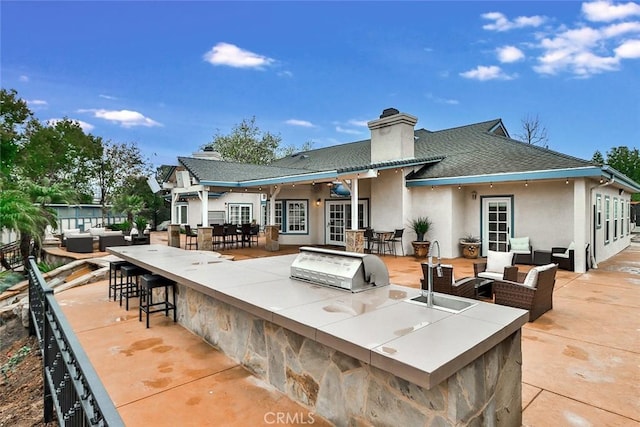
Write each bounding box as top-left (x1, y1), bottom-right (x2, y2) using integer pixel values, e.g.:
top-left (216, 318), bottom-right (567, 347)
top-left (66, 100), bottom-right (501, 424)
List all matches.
top-left (290, 246), bottom-right (390, 292)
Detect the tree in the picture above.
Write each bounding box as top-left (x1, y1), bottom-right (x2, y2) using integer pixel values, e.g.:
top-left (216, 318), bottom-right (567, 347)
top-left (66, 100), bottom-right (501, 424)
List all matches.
top-left (515, 114), bottom-right (549, 148)
top-left (204, 117), bottom-right (282, 165)
top-left (594, 146), bottom-right (640, 201)
top-left (0, 88), bottom-right (34, 180)
top-left (113, 194), bottom-right (145, 225)
top-left (94, 140), bottom-right (151, 222)
top-left (17, 118), bottom-right (102, 199)
top-left (591, 150), bottom-right (605, 165)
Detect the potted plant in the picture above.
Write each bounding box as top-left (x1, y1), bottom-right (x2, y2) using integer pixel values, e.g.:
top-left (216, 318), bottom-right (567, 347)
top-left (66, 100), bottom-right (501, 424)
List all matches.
top-left (409, 216), bottom-right (432, 258)
top-left (459, 234), bottom-right (481, 259)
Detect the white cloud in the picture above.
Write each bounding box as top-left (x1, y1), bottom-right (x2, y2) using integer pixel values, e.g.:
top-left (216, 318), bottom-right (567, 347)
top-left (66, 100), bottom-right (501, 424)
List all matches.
top-left (615, 39), bottom-right (640, 57)
top-left (482, 12), bottom-right (546, 31)
top-left (582, 1), bottom-right (640, 22)
top-left (19, 75), bottom-right (29, 82)
top-left (285, 119), bottom-right (314, 127)
top-left (426, 93), bottom-right (460, 105)
top-left (460, 65), bottom-right (516, 81)
top-left (533, 21), bottom-right (640, 76)
top-left (336, 126), bottom-right (362, 135)
top-left (497, 45), bottom-right (525, 62)
top-left (27, 99), bottom-right (48, 107)
top-left (347, 119), bottom-right (369, 127)
top-left (278, 70), bottom-right (293, 78)
top-left (99, 94), bottom-right (118, 100)
top-left (48, 118), bottom-right (95, 132)
top-left (78, 109), bottom-right (162, 128)
top-left (203, 42), bottom-right (274, 69)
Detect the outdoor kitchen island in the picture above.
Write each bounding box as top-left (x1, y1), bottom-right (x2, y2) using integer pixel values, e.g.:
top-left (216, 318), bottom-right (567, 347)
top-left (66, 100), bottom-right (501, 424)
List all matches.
top-left (108, 244), bottom-right (528, 426)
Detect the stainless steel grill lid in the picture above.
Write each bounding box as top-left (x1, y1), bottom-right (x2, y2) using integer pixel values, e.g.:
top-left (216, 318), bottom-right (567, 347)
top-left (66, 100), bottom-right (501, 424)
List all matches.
top-left (290, 246), bottom-right (389, 292)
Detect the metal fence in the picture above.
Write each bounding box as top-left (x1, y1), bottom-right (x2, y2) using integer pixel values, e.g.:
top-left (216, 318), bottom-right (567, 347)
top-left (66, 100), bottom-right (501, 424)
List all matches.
top-left (27, 257), bottom-right (124, 426)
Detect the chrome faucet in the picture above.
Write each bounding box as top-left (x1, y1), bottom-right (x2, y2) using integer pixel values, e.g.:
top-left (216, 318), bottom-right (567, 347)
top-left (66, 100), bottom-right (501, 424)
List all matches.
top-left (424, 240), bottom-right (442, 307)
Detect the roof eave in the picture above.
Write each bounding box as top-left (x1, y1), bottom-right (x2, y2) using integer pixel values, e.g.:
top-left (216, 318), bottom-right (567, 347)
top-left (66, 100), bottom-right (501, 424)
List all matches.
top-left (406, 166), bottom-right (605, 187)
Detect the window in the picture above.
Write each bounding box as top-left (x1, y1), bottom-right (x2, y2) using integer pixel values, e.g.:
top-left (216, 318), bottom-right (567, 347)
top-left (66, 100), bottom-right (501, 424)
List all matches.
top-left (620, 200), bottom-right (625, 236)
top-left (629, 203), bottom-right (632, 236)
top-left (286, 201), bottom-right (307, 233)
top-left (228, 203), bottom-right (252, 224)
top-left (613, 198), bottom-right (618, 240)
top-left (596, 194), bottom-right (602, 229)
top-left (175, 203), bottom-right (188, 225)
top-left (264, 201), bottom-right (283, 231)
top-left (264, 200), bottom-right (307, 234)
top-left (605, 196), bottom-right (610, 244)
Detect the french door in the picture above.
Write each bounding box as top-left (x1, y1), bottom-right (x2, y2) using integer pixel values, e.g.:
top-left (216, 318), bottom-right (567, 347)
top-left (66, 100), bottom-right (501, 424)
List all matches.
top-left (325, 200), bottom-right (368, 245)
top-left (482, 197), bottom-right (512, 255)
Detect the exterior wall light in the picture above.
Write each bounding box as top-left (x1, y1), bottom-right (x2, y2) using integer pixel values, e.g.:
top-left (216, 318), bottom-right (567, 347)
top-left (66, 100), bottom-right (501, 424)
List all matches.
top-left (316, 198), bottom-right (321, 206)
top-left (471, 190), bottom-right (477, 200)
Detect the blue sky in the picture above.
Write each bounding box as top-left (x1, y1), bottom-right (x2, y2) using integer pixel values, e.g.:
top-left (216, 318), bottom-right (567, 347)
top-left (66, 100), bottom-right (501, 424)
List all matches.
top-left (2, 1), bottom-right (639, 167)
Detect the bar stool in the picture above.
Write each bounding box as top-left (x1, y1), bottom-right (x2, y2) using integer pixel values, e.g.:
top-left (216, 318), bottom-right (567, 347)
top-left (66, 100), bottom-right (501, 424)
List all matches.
top-left (120, 265), bottom-right (147, 310)
top-left (139, 274), bottom-right (177, 328)
top-left (108, 260), bottom-right (130, 301)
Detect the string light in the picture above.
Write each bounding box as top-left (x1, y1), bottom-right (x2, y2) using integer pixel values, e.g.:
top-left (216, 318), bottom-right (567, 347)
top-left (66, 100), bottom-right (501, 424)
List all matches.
top-left (458, 185), bottom-right (461, 190)
top-left (565, 178), bottom-right (569, 184)
top-left (490, 182), bottom-right (493, 188)
top-left (525, 181), bottom-right (528, 187)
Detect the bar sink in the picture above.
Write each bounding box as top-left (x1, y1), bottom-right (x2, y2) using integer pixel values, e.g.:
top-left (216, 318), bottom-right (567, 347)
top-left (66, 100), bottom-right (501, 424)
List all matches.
top-left (406, 293), bottom-right (478, 314)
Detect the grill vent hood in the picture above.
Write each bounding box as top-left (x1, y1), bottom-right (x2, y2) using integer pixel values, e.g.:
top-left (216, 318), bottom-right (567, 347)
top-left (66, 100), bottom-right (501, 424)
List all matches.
top-left (290, 247), bottom-right (390, 292)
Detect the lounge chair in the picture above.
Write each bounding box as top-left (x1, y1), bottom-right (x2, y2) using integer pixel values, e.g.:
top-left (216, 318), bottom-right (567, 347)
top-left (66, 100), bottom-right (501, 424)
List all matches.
top-left (509, 236), bottom-right (533, 264)
top-left (551, 243), bottom-right (590, 271)
top-left (493, 263), bottom-right (558, 321)
top-left (474, 250), bottom-right (518, 281)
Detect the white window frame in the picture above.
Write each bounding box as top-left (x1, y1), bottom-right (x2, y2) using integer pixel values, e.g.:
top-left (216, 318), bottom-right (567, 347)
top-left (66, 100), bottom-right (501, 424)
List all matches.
top-left (227, 203), bottom-right (252, 225)
top-left (175, 203), bottom-right (188, 225)
top-left (596, 194), bottom-right (602, 229)
top-left (265, 200), bottom-right (307, 234)
top-left (285, 200), bottom-right (308, 234)
top-left (605, 196), bottom-right (611, 244)
top-left (613, 197), bottom-right (618, 240)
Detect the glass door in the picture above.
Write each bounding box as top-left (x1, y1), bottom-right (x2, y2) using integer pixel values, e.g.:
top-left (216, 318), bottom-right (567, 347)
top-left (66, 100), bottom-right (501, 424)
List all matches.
top-left (325, 200), bottom-right (369, 245)
top-left (482, 197), bottom-right (512, 255)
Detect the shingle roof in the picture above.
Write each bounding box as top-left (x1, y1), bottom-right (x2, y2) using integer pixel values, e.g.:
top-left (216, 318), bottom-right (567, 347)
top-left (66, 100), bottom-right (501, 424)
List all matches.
top-left (179, 119), bottom-right (596, 184)
top-left (178, 157), bottom-right (312, 183)
top-left (408, 119), bottom-right (594, 180)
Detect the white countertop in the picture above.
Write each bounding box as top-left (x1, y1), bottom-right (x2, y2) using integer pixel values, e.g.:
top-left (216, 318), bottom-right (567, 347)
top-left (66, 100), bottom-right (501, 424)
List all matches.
top-left (108, 244), bottom-right (528, 389)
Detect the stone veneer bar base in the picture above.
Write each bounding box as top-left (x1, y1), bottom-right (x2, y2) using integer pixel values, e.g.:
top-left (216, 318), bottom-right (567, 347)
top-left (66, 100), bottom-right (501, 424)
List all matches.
top-left (176, 285), bottom-right (522, 426)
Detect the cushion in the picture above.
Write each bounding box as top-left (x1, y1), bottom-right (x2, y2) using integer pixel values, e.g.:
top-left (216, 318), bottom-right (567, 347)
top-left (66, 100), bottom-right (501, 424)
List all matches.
top-left (63, 228), bottom-right (80, 235)
top-left (486, 250), bottom-right (513, 273)
top-left (88, 227), bottom-right (106, 236)
top-left (522, 268), bottom-right (539, 288)
top-left (565, 241), bottom-right (575, 256)
top-left (510, 237), bottom-right (530, 252)
top-left (102, 230), bottom-right (123, 236)
top-left (553, 252), bottom-right (570, 259)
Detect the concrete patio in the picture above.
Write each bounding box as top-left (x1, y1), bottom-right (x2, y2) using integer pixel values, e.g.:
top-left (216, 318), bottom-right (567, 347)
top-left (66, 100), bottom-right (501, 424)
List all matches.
top-left (53, 233), bottom-right (640, 426)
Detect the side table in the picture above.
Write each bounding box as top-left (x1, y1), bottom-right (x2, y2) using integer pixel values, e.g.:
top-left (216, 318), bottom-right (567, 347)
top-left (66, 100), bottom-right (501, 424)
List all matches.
top-left (533, 250), bottom-right (552, 266)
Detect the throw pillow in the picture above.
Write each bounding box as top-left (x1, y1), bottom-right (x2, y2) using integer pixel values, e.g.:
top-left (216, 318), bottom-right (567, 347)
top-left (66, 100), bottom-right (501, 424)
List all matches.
top-left (510, 237), bottom-right (530, 252)
top-left (564, 242), bottom-right (575, 256)
top-left (486, 250), bottom-right (513, 273)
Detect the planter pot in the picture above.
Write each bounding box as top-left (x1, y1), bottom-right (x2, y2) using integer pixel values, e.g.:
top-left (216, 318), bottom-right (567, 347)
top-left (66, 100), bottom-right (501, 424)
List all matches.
top-left (460, 242), bottom-right (481, 259)
top-left (411, 241), bottom-right (431, 259)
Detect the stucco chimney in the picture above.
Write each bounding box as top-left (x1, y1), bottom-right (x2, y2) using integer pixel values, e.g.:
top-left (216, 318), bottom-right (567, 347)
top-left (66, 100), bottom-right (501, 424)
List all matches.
top-left (367, 108), bottom-right (418, 163)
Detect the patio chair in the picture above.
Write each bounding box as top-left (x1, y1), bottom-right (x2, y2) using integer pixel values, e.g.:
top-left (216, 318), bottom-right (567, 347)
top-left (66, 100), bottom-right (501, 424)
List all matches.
top-left (551, 243), bottom-right (590, 271)
top-left (224, 224), bottom-right (239, 249)
top-left (249, 224), bottom-right (260, 246)
top-left (508, 236), bottom-right (533, 264)
top-left (474, 250), bottom-right (517, 281)
top-left (364, 228), bottom-right (378, 253)
top-left (66, 234), bottom-right (94, 253)
top-left (420, 264), bottom-right (474, 299)
top-left (212, 224), bottom-right (225, 248)
top-left (389, 228), bottom-right (405, 256)
top-left (184, 225), bottom-right (197, 250)
top-left (493, 263), bottom-right (558, 321)
top-left (240, 223), bottom-right (253, 248)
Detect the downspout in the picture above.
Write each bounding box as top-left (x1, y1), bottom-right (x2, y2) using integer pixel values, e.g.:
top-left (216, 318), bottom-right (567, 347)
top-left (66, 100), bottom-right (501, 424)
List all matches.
top-left (589, 177), bottom-right (614, 269)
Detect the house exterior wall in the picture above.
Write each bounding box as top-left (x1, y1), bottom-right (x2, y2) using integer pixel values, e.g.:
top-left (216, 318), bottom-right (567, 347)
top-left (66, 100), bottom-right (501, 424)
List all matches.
top-left (371, 171), bottom-right (404, 231)
top-left (184, 192), bottom-right (262, 227)
top-left (591, 184), bottom-right (632, 265)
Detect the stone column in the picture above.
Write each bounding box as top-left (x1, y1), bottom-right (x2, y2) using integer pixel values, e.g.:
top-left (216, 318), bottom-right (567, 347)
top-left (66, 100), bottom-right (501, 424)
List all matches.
top-left (197, 227), bottom-right (213, 251)
top-left (346, 229), bottom-right (364, 253)
top-left (168, 224), bottom-right (181, 248)
top-left (264, 225), bottom-right (279, 251)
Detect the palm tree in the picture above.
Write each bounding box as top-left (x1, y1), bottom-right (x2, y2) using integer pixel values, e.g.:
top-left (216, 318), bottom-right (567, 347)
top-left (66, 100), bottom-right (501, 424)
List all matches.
top-left (113, 194), bottom-right (145, 226)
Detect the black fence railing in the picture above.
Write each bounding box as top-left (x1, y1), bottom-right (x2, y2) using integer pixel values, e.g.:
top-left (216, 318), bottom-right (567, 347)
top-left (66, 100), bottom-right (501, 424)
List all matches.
top-left (27, 256), bottom-right (124, 426)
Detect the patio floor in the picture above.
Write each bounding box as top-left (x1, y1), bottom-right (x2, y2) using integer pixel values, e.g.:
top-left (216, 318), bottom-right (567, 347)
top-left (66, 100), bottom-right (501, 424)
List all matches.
top-left (53, 232), bottom-right (640, 426)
